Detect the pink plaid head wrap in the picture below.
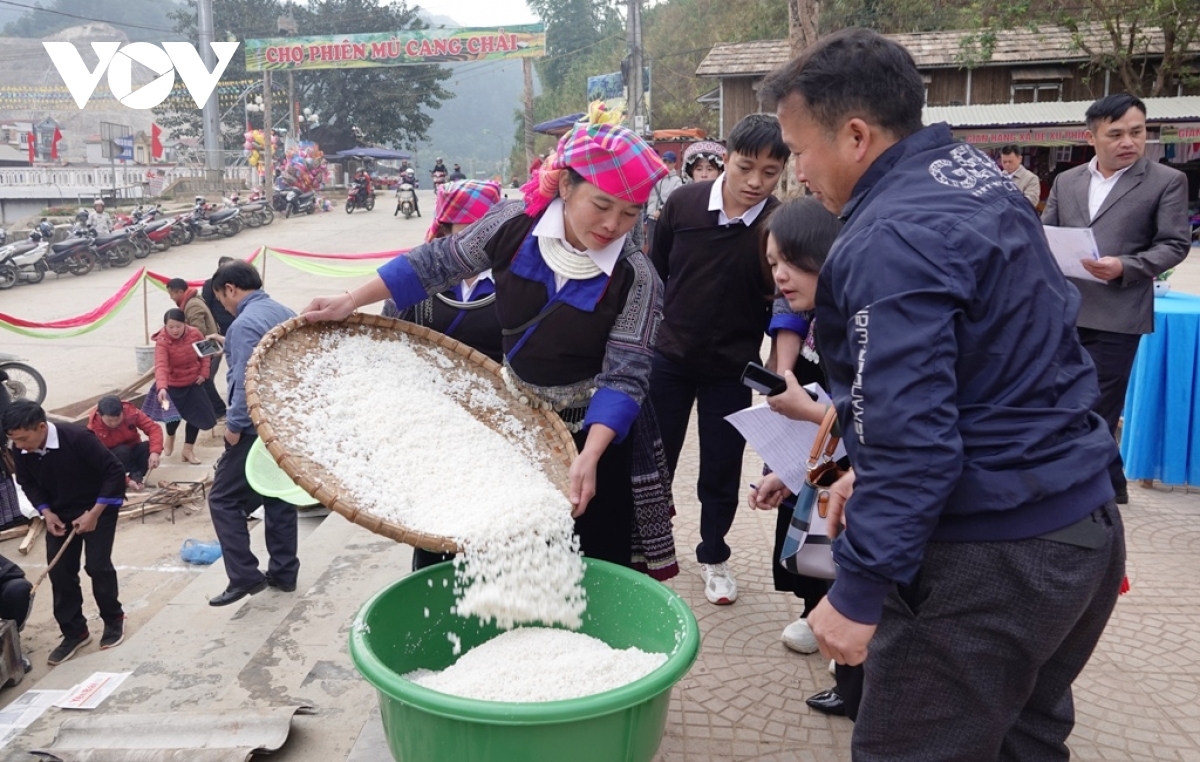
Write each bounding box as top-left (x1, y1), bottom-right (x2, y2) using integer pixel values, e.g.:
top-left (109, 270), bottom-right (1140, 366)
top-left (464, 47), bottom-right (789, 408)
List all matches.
top-left (425, 180), bottom-right (504, 242)
top-left (521, 122), bottom-right (668, 218)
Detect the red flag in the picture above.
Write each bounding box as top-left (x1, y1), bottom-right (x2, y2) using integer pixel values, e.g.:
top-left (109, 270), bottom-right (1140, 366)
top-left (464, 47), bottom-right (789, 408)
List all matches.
top-left (151, 123), bottom-right (163, 160)
top-left (26, 132), bottom-right (35, 163)
top-left (50, 126), bottom-right (62, 160)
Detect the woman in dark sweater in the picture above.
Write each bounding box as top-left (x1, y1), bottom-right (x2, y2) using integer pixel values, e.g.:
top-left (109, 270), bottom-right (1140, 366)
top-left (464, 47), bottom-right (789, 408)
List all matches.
top-left (750, 198), bottom-right (864, 720)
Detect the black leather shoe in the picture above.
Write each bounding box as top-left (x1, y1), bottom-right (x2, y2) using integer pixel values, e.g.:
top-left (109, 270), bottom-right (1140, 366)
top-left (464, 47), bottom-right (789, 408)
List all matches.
top-left (1114, 485), bottom-right (1129, 504)
top-left (265, 574), bottom-right (296, 593)
top-left (209, 579), bottom-right (268, 607)
top-left (806, 688), bottom-right (847, 716)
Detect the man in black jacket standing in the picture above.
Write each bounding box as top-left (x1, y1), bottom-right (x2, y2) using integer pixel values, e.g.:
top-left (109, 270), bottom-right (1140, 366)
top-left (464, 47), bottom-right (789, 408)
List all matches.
top-left (4, 401), bottom-right (126, 665)
top-left (763, 28), bottom-right (1125, 760)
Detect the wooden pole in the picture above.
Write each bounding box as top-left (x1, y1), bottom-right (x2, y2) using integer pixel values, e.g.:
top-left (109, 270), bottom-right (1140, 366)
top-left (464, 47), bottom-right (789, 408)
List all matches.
top-left (142, 270), bottom-right (149, 345)
top-left (523, 58), bottom-right (535, 176)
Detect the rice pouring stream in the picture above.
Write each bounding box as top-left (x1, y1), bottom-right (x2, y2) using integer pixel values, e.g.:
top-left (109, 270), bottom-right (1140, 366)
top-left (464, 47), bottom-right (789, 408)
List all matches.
top-left (274, 329), bottom-right (586, 629)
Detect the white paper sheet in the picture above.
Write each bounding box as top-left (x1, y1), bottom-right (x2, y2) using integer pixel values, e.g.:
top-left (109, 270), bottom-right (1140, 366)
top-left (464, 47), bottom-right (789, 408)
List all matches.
top-left (55, 672), bottom-right (130, 710)
top-left (0, 689), bottom-right (67, 748)
top-left (1042, 225), bottom-right (1104, 283)
top-left (725, 384), bottom-right (846, 494)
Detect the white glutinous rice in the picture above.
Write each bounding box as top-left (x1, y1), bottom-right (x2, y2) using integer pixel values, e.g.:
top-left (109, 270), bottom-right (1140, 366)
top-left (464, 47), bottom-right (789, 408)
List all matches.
top-left (274, 330), bottom-right (585, 628)
top-left (404, 628), bottom-right (667, 702)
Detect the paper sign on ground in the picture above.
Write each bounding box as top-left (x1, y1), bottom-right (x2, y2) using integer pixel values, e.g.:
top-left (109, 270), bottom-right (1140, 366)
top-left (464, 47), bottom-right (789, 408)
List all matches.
top-left (1042, 225), bottom-right (1104, 283)
top-left (0, 690), bottom-right (67, 748)
top-left (55, 672), bottom-right (130, 710)
top-left (725, 384), bottom-right (846, 494)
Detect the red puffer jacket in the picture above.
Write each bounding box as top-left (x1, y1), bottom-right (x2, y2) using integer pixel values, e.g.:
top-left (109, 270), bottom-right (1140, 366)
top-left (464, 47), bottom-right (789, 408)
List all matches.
top-left (153, 324), bottom-right (210, 390)
top-left (88, 402), bottom-right (165, 454)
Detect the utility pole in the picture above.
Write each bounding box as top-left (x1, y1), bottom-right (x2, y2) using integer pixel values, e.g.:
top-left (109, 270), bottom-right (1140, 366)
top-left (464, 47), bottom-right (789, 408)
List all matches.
top-left (197, 0), bottom-right (223, 189)
top-left (288, 72), bottom-right (297, 145)
top-left (262, 70), bottom-right (272, 191)
top-left (626, 0), bottom-right (646, 135)
top-left (523, 58), bottom-right (535, 177)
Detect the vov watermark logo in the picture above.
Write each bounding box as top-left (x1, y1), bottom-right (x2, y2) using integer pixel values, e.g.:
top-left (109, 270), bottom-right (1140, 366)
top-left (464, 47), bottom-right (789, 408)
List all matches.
top-left (43, 42), bottom-right (240, 110)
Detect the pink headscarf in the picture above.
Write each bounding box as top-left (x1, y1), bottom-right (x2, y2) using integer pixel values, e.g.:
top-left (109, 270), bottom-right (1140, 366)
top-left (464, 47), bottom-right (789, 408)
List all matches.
top-left (520, 122), bottom-right (668, 218)
top-left (424, 180), bottom-right (503, 242)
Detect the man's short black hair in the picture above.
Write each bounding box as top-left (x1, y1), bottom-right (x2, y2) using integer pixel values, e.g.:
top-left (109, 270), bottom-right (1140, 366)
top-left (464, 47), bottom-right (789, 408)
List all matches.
top-left (761, 27), bottom-right (925, 139)
top-left (217, 256), bottom-right (235, 266)
top-left (166, 277), bottom-right (188, 292)
top-left (212, 261), bottom-right (263, 292)
top-left (97, 395), bottom-right (123, 417)
top-left (3, 400), bottom-right (45, 434)
top-left (1085, 93), bottom-right (1147, 132)
top-left (727, 114), bottom-right (789, 162)
top-left (1000, 144), bottom-right (1021, 156)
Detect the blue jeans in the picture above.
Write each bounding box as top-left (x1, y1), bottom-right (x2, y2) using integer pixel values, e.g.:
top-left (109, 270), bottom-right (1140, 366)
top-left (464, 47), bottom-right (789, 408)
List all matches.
top-left (649, 352), bottom-right (750, 564)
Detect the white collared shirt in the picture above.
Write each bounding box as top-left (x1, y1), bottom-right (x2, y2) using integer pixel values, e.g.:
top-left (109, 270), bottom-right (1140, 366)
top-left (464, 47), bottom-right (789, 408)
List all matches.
top-left (460, 269), bottom-right (493, 302)
top-left (708, 173), bottom-right (769, 226)
top-left (22, 422), bottom-right (59, 455)
top-left (532, 198), bottom-right (626, 291)
top-left (1086, 157), bottom-right (1134, 221)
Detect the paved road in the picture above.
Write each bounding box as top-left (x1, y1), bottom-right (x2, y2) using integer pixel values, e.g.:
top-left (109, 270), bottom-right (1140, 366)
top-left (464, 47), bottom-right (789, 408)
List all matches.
top-left (0, 188), bottom-right (446, 411)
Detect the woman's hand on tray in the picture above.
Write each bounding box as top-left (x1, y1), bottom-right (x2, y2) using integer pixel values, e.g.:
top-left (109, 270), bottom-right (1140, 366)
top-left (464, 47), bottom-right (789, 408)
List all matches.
top-left (302, 292), bottom-right (357, 322)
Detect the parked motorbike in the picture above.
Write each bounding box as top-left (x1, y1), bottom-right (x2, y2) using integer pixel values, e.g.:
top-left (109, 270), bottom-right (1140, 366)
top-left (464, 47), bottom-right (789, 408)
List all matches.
top-left (0, 352), bottom-right (46, 405)
top-left (186, 206), bottom-right (243, 239)
top-left (75, 225), bottom-right (135, 268)
top-left (345, 184), bottom-right (375, 214)
top-left (283, 189), bottom-right (317, 218)
top-left (394, 182), bottom-right (417, 218)
top-left (0, 232), bottom-right (49, 288)
top-left (44, 234), bottom-right (96, 277)
top-left (233, 200), bottom-right (272, 227)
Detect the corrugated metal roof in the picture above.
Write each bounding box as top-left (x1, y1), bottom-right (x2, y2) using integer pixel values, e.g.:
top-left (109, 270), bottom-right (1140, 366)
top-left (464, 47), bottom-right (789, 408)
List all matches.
top-left (922, 96), bottom-right (1200, 127)
top-left (696, 25), bottom-right (1169, 77)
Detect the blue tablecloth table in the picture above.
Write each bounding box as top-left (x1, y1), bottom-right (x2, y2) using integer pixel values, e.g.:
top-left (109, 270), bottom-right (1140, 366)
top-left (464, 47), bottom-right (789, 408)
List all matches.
top-left (1120, 291), bottom-right (1200, 485)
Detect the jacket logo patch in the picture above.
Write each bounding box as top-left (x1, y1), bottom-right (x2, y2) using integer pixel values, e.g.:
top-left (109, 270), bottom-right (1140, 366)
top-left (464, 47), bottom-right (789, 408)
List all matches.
top-left (851, 307), bottom-right (869, 443)
top-left (929, 145), bottom-right (1019, 198)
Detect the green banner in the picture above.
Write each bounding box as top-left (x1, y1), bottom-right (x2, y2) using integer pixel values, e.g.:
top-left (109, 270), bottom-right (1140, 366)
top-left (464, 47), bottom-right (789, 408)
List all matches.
top-left (245, 24), bottom-right (546, 72)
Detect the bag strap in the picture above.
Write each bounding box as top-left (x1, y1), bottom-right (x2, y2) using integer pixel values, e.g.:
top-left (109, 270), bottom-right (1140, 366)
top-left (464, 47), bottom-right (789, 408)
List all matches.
top-left (806, 406), bottom-right (840, 469)
top-left (501, 299), bottom-right (565, 336)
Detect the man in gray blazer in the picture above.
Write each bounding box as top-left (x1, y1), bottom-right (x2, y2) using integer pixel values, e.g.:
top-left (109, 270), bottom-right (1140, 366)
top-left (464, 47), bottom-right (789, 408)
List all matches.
top-left (1042, 93), bottom-right (1190, 502)
top-left (999, 144), bottom-right (1041, 207)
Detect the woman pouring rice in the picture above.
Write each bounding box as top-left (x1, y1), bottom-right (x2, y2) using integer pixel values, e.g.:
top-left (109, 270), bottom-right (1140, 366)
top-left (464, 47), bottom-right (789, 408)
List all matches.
top-left (304, 118), bottom-right (678, 579)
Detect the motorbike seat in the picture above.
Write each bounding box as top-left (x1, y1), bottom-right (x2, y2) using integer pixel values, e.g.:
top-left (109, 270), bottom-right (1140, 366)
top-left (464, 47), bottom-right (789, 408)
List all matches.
top-left (8, 241), bottom-right (38, 257)
top-left (145, 219), bottom-right (172, 232)
top-left (209, 209), bottom-right (237, 222)
top-left (240, 202), bottom-right (265, 212)
top-left (296, 191), bottom-right (315, 201)
top-left (94, 233), bottom-right (126, 245)
top-left (51, 238), bottom-right (88, 253)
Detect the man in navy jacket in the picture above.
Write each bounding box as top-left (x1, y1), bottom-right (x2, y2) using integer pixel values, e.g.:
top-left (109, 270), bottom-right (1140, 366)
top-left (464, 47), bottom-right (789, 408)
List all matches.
top-left (763, 28), bottom-right (1126, 760)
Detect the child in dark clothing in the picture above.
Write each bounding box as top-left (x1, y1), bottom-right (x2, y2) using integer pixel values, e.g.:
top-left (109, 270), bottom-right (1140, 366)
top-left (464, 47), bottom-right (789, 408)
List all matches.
top-left (3, 401), bottom-right (125, 666)
top-left (649, 113), bottom-right (792, 606)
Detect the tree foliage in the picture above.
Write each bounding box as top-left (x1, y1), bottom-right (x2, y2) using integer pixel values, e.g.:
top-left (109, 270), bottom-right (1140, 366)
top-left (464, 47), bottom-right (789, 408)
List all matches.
top-left (960, 0), bottom-right (1200, 97)
top-left (160, 0), bottom-right (450, 153)
top-left (525, 0), bottom-right (623, 93)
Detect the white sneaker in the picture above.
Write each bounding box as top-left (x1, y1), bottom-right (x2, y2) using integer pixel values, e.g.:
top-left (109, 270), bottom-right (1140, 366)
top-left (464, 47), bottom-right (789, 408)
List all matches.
top-left (700, 562), bottom-right (738, 605)
top-left (781, 617), bottom-right (820, 653)
top-left (829, 658), bottom-right (837, 676)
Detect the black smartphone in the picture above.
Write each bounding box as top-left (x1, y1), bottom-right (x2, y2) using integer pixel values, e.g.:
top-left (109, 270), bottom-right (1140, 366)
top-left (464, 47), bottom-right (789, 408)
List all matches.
top-left (193, 338), bottom-right (223, 358)
top-left (741, 362), bottom-right (787, 396)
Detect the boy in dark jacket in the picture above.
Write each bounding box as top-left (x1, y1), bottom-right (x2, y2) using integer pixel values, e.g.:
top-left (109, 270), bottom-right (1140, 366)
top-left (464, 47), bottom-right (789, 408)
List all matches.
top-left (763, 28), bottom-right (1124, 759)
top-left (649, 114), bottom-right (791, 605)
top-left (4, 401), bottom-right (126, 666)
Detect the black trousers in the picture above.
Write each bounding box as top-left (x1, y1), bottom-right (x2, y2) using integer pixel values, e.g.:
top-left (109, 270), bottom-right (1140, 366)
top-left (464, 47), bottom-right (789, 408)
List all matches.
top-left (208, 433), bottom-right (299, 590)
top-left (111, 442), bottom-right (150, 482)
top-left (204, 354), bottom-right (227, 417)
top-left (650, 352), bottom-right (749, 564)
top-left (47, 507), bottom-right (122, 638)
top-left (571, 427), bottom-right (635, 567)
top-left (0, 578), bottom-right (32, 630)
top-left (1077, 327), bottom-right (1142, 493)
top-left (853, 502), bottom-right (1125, 761)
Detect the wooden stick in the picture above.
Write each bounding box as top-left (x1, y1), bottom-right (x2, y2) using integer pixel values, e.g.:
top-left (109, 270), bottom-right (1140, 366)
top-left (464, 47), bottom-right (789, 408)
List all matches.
top-left (29, 527), bottom-right (77, 597)
top-left (18, 518), bottom-right (43, 555)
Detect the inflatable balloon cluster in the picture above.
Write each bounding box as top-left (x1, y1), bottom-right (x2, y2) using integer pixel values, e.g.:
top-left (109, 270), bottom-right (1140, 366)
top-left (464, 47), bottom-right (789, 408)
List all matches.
top-left (278, 143), bottom-right (328, 193)
top-left (243, 129), bottom-right (275, 170)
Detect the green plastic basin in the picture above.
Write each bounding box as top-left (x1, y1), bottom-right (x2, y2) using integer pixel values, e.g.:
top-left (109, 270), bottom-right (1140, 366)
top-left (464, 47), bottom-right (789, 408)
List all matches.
top-left (349, 558), bottom-right (700, 762)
